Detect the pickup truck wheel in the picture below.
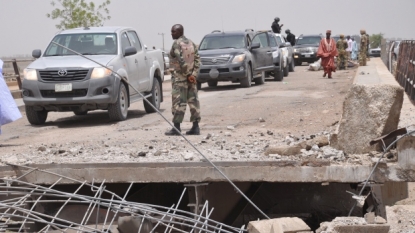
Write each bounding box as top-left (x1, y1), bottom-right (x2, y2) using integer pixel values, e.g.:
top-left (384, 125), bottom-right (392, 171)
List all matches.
top-left (273, 66), bottom-right (283, 81)
top-left (207, 81), bottom-right (218, 87)
top-left (254, 71), bottom-right (265, 85)
top-left (73, 110), bottom-right (88, 116)
top-left (144, 78), bottom-right (161, 113)
top-left (289, 58), bottom-right (295, 72)
top-left (196, 81), bottom-right (202, 90)
top-left (25, 106), bottom-right (48, 125)
top-left (240, 64), bottom-right (252, 88)
top-left (283, 63), bottom-right (289, 77)
top-left (108, 82), bottom-right (128, 121)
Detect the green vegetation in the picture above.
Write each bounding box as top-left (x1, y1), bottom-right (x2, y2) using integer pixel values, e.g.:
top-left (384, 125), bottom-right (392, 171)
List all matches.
top-left (46, 0), bottom-right (111, 30)
top-left (369, 33), bottom-right (384, 48)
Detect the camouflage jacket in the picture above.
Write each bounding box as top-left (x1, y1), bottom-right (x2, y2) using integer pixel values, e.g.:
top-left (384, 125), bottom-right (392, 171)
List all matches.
top-left (336, 39), bottom-right (348, 51)
top-left (169, 35), bottom-right (200, 79)
top-left (360, 34), bottom-right (368, 52)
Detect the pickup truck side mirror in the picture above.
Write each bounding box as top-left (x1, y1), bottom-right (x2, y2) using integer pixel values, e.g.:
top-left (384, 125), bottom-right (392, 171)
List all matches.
top-left (285, 42), bottom-right (291, 47)
top-left (250, 42), bottom-right (261, 50)
top-left (32, 49), bottom-right (42, 58)
top-left (124, 46), bottom-right (137, 57)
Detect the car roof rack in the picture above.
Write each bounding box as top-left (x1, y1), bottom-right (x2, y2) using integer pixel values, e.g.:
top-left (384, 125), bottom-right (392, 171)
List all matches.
top-left (211, 30), bottom-right (221, 33)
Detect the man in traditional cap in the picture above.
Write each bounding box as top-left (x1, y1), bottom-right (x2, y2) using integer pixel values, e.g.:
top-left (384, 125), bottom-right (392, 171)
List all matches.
top-left (317, 30), bottom-right (338, 79)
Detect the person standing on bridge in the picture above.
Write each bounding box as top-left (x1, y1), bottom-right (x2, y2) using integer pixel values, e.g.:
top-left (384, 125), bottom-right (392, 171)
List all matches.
top-left (271, 17), bottom-right (283, 34)
top-left (351, 38), bottom-right (358, 61)
top-left (317, 30), bottom-right (338, 79)
top-left (165, 24), bottom-right (201, 136)
top-left (336, 34), bottom-right (348, 70)
top-left (285, 29), bottom-right (296, 46)
top-left (359, 29), bottom-right (368, 66)
top-left (0, 59), bottom-right (22, 135)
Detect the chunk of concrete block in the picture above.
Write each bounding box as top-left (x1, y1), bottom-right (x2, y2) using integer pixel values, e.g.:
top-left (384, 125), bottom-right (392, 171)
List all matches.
top-left (334, 225), bottom-right (390, 233)
top-left (248, 217), bottom-right (310, 233)
top-left (364, 212), bottom-right (375, 224)
top-left (397, 135), bottom-right (415, 169)
top-left (248, 219), bottom-right (278, 233)
top-left (316, 217), bottom-right (389, 233)
top-left (331, 84), bottom-right (403, 154)
top-left (265, 145), bottom-right (302, 156)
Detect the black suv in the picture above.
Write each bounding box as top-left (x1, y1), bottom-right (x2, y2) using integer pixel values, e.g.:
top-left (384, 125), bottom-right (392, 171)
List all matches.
top-left (197, 29), bottom-right (278, 89)
top-left (293, 34), bottom-right (323, 65)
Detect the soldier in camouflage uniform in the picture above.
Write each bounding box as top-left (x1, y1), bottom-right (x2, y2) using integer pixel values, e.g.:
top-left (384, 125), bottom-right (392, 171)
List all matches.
top-left (165, 24), bottom-right (201, 136)
top-left (336, 34), bottom-right (348, 70)
top-left (359, 30), bottom-right (368, 66)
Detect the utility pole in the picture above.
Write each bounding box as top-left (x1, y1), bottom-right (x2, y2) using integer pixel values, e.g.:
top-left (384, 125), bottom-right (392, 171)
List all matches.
top-left (158, 33), bottom-right (165, 51)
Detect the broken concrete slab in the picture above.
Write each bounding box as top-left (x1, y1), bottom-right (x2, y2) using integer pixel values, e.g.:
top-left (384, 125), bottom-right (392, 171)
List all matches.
top-left (331, 84), bottom-right (404, 154)
top-left (299, 136), bottom-right (329, 150)
top-left (397, 135), bottom-right (415, 169)
top-left (316, 217), bottom-right (390, 233)
top-left (248, 217), bottom-right (310, 233)
top-left (265, 145), bottom-right (302, 156)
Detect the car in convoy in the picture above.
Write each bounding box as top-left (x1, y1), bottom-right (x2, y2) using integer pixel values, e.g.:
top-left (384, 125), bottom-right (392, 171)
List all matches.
top-left (273, 33), bottom-right (295, 74)
top-left (392, 40), bottom-right (401, 61)
top-left (265, 32), bottom-right (289, 81)
top-left (293, 34), bottom-right (324, 65)
top-left (22, 26), bottom-right (164, 125)
top-left (369, 46), bottom-right (381, 57)
top-left (197, 29), bottom-right (279, 89)
top-left (162, 51), bottom-right (170, 71)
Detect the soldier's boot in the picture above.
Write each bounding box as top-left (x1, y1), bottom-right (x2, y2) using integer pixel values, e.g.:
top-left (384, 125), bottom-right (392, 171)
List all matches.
top-left (186, 121), bottom-right (200, 135)
top-left (165, 123), bottom-right (181, 136)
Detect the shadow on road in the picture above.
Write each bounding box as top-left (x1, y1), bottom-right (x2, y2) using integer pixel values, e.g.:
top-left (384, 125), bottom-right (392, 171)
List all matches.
top-left (33, 109), bottom-right (165, 129)
top-left (200, 83), bottom-right (264, 92)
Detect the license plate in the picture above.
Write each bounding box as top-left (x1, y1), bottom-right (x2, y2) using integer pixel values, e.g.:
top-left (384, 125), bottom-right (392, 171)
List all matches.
top-left (305, 54), bottom-right (311, 58)
top-left (55, 83), bottom-right (72, 92)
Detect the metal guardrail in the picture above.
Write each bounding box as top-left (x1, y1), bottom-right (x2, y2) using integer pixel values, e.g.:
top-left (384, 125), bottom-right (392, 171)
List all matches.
top-left (395, 40), bottom-right (415, 102)
top-left (2, 59), bottom-right (34, 90)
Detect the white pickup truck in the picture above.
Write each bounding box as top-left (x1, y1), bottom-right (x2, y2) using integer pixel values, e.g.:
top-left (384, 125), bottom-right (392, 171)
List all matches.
top-left (22, 26), bottom-right (164, 125)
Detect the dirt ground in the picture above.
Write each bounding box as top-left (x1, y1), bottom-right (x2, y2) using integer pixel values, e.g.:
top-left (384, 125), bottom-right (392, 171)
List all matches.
top-left (0, 65), bottom-right (357, 164)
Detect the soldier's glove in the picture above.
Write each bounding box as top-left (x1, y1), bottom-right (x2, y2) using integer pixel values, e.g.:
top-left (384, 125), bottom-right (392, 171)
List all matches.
top-left (187, 75), bottom-right (197, 84)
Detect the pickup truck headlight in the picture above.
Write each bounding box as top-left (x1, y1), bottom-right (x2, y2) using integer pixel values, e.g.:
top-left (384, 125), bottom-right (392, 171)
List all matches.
top-left (91, 67), bottom-right (113, 79)
top-left (23, 69), bottom-right (38, 81)
top-left (232, 54), bottom-right (246, 63)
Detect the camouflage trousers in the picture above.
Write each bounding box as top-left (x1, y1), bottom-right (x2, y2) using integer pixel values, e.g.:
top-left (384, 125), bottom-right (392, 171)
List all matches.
top-left (359, 51), bottom-right (367, 66)
top-left (171, 74), bottom-right (201, 124)
top-left (336, 51), bottom-right (348, 70)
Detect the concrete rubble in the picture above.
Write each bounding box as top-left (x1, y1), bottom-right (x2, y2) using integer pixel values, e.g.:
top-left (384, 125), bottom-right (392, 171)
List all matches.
top-left (247, 217), bottom-right (311, 233)
top-left (331, 84), bottom-right (404, 154)
top-left (315, 216), bottom-right (390, 233)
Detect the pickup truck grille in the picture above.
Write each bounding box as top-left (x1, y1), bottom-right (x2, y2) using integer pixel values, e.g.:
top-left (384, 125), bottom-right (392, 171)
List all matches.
top-left (297, 48), bottom-right (314, 53)
top-left (200, 68), bottom-right (229, 73)
top-left (201, 57), bottom-right (230, 65)
top-left (40, 89), bottom-right (88, 98)
top-left (38, 69), bottom-right (90, 82)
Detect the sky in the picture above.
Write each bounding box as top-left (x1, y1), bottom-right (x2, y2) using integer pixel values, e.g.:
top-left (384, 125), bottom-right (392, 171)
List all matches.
top-left (1, 0), bottom-right (414, 57)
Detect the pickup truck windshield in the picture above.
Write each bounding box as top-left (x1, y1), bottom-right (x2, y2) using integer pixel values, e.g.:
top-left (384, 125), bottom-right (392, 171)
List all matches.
top-left (199, 35), bottom-right (246, 50)
top-left (44, 33), bottom-right (118, 56)
top-left (296, 37), bottom-right (321, 46)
